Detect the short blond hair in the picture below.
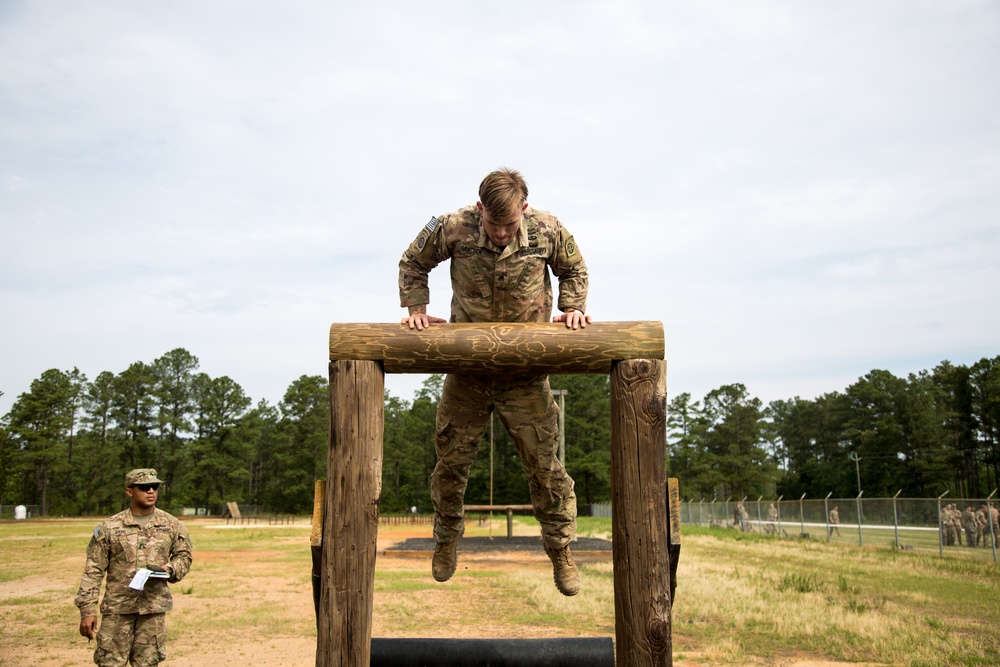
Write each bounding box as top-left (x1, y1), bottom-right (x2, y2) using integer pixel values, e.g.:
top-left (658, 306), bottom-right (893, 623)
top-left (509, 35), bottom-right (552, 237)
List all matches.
top-left (478, 168), bottom-right (528, 220)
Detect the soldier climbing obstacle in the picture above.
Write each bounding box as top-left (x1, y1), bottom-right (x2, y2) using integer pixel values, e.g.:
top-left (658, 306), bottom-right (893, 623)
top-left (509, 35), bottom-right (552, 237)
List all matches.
top-left (398, 167), bottom-right (590, 596)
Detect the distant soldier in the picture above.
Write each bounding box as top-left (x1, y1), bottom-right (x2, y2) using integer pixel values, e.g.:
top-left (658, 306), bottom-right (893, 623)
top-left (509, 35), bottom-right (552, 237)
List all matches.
top-left (962, 506), bottom-right (978, 548)
top-left (828, 505), bottom-right (841, 538)
top-left (734, 502), bottom-right (745, 532)
top-left (766, 503), bottom-right (778, 535)
top-left (741, 503), bottom-right (751, 533)
top-left (951, 504), bottom-right (963, 546)
top-left (977, 505), bottom-right (990, 548)
top-left (940, 505), bottom-right (954, 546)
top-left (75, 469), bottom-right (193, 667)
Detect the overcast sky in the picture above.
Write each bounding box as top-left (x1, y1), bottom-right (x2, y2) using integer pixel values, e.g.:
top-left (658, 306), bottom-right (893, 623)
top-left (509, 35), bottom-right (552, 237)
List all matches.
top-left (1, 1), bottom-right (998, 418)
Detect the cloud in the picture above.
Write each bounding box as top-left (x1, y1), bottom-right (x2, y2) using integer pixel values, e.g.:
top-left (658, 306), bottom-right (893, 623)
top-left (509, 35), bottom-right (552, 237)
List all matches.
top-left (1, 0), bottom-right (998, 417)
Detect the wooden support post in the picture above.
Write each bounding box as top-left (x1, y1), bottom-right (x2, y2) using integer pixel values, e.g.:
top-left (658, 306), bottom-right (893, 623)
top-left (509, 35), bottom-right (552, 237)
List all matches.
top-left (317, 360), bottom-right (384, 667)
top-left (611, 359), bottom-right (671, 667)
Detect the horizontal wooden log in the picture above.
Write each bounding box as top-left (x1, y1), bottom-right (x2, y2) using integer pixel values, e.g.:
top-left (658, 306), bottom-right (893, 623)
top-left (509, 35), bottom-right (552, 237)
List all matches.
top-left (329, 321), bottom-right (664, 375)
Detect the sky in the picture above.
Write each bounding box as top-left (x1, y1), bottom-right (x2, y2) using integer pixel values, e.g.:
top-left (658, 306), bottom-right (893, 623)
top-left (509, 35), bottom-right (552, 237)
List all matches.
top-left (1, 1), bottom-right (998, 418)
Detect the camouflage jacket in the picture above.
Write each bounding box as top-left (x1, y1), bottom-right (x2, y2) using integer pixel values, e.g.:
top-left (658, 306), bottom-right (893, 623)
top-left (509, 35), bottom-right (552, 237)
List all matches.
top-left (399, 205), bottom-right (588, 323)
top-left (74, 507), bottom-right (192, 617)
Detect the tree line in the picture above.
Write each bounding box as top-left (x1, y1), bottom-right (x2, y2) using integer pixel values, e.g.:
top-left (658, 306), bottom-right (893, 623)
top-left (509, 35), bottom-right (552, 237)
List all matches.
top-left (1, 349), bottom-right (997, 516)
top-left (670, 357), bottom-right (1000, 501)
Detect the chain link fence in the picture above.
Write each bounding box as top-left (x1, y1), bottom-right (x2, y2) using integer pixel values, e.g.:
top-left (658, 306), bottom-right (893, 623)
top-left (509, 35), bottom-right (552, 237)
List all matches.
top-left (679, 495), bottom-right (999, 562)
top-left (0, 504), bottom-right (41, 519)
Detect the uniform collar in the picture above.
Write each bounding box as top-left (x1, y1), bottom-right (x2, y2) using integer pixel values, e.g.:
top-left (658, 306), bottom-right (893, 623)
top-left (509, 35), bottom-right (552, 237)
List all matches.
top-left (125, 507), bottom-right (161, 525)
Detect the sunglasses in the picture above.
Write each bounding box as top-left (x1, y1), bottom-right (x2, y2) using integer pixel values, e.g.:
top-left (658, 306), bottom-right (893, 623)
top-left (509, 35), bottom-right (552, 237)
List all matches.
top-left (134, 483), bottom-right (160, 492)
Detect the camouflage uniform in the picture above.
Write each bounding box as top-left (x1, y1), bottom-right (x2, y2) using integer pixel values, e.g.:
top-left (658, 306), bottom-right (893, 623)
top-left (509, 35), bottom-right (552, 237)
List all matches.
top-left (75, 471), bottom-right (192, 667)
top-left (977, 506), bottom-right (990, 548)
top-left (952, 506), bottom-right (963, 545)
top-left (399, 205), bottom-right (587, 549)
top-left (962, 506), bottom-right (978, 548)
top-left (766, 503), bottom-right (778, 534)
top-left (940, 506), bottom-right (954, 546)
top-left (828, 506), bottom-right (841, 538)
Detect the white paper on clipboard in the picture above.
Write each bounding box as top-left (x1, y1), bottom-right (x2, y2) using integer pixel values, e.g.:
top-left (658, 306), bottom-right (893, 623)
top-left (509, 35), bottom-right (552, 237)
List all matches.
top-left (127, 568), bottom-right (168, 590)
top-left (128, 569), bottom-right (152, 590)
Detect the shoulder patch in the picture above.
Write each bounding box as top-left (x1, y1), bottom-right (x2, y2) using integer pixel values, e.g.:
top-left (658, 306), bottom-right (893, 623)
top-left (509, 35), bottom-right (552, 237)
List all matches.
top-left (93, 524), bottom-right (103, 540)
top-left (415, 217), bottom-right (438, 252)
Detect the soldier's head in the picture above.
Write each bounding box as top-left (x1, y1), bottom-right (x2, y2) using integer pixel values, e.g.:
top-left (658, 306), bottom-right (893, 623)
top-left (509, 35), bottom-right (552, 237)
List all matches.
top-left (125, 468), bottom-right (163, 512)
top-left (477, 167), bottom-right (529, 248)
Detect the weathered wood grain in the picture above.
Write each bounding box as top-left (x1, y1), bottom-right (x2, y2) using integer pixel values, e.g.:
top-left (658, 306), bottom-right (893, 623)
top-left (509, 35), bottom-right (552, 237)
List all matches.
top-left (329, 321), bottom-right (665, 374)
top-left (317, 360), bottom-right (383, 667)
top-left (611, 359), bottom-right (672, 667)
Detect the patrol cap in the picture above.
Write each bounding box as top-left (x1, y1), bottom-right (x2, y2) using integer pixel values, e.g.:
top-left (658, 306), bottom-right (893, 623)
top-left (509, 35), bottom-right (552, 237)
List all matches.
top-left (125, 468), bottom-right (164, 488)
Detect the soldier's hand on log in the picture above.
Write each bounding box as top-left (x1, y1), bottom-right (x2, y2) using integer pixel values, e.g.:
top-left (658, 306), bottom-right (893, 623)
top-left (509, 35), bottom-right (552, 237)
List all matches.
top-left (403, 312), bottom-right (447, 331)
top-left (553, 310), bottom-right (591, 330)
top-left (80, 616), bottom-right (98, 640)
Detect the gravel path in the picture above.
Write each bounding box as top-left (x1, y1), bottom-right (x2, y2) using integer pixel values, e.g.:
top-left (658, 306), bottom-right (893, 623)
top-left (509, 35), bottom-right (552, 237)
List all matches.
top-left (386, 536), bottom-right (612, 553)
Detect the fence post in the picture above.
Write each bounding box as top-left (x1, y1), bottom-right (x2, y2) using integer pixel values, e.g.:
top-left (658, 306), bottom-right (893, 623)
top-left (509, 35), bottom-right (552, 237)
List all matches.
top-left (824, 492), bottom-right (832, 542)
top-left (698, 499), bottom-right (703, 527)
top-left (799, 493), bottom-right (806, 538)
top-left (937, 490), bottom-right (949, 558)
top-left (776, 495), bottom-right (783, 537)
top-left (892, 490), bottom-right (902, 549)
top-left (756, 496), bottom-right (763, 533)
top-left (856, 491), bottom-right (864, 547)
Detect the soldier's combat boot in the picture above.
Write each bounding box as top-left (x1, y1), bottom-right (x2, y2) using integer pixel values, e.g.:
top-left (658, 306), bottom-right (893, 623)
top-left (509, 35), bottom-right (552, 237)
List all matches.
top-left (432, 540), bottom-right (459, 582)
top-left (545, 545), bottom-right (581, 596)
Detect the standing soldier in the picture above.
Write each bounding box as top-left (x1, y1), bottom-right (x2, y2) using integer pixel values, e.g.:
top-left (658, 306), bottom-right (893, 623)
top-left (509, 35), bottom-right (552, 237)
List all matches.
top-left (977, 505), bottom-right (989, 548)
top-left (952, 504), bottom-right (963, 546)
top-left (940, 504), bottom-right (954, 546)
top-left (962, 505), bottom-right (978, 548)
top-left (766, 503), bottom-right (778, 535)
top-left (398, 167), bottom-right (590, 596)
top-left (828, 505), bottom-right (841, 538)
top-left (75, 469), bottom-right (193, 666)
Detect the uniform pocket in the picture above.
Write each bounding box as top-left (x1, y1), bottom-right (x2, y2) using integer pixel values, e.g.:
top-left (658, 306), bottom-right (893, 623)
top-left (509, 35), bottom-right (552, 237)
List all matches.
top-left (113, 536), bottom-right (136, 564)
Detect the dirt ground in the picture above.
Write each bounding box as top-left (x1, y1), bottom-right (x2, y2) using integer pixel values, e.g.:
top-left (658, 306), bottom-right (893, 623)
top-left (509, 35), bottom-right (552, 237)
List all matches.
top-left (0, 523), bottom-right (888, 667)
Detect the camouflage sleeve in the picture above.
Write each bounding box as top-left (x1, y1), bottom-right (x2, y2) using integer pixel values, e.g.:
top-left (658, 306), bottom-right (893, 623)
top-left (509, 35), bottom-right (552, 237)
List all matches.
top-left (398, 217), bottom-right (450, 309)
top-left (167, 522), bottom-right (193, 583)
top-left (550, 224), bottom-right (588, 313)
top-left (74, 524), bottom-right (109, 618)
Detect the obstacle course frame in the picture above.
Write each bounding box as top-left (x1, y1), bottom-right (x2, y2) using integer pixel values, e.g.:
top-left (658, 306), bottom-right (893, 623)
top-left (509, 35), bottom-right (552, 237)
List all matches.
top-left (319, 321), bottom-right (672, 666)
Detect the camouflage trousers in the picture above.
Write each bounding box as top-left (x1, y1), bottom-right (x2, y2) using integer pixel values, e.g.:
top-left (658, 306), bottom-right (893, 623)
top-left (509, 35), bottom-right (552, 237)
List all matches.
top-left (94, 613), bottom-right (167, 667)
top-left (431, 373), bottom-right (576, 550)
